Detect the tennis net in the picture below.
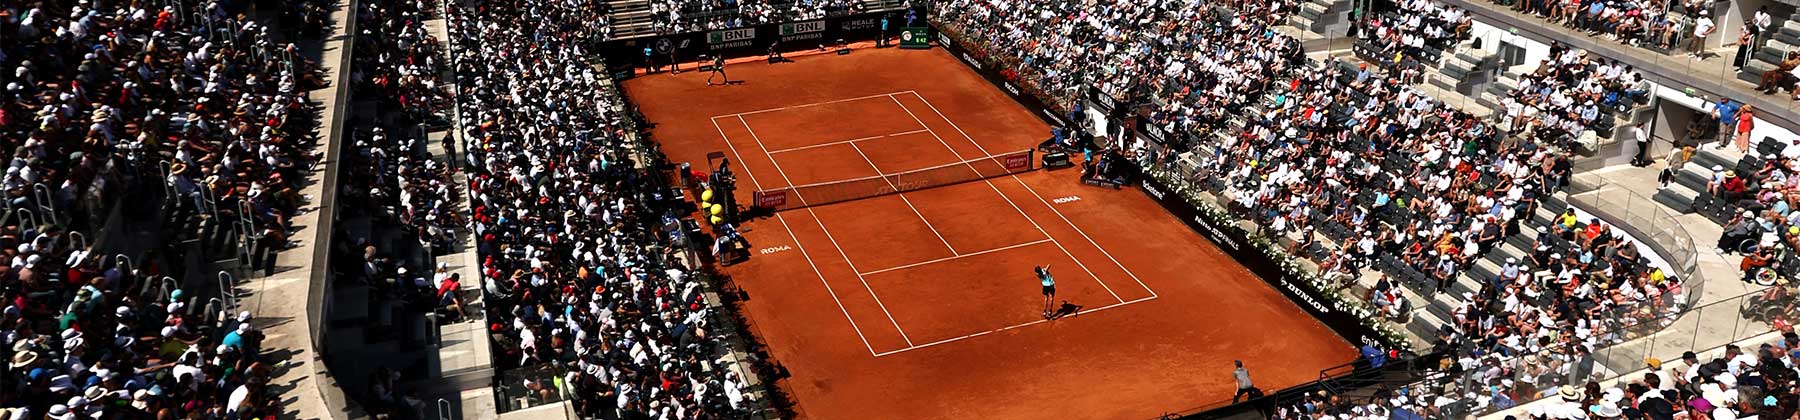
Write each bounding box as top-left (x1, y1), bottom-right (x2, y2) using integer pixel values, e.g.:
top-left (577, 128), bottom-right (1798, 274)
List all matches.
top-left (752, 149), bottom-right (1036, 212)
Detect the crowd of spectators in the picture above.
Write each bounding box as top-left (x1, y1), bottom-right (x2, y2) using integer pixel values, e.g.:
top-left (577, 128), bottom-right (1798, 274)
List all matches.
top-left (1357, 0), bottom-right (1471, 79)
top-left (347, 0), bottom-right (460, 256)
top-left (940, 0), bottom-right (1702, 418)
top-left (1508, 336), bottom-right (1800, 420)
top-left (2, 0), bottom-right (334, 417)
top-left (1497, 42), bottom-right (1652, 148)
top-left (933, 0), bottom-right (1278, 114)
top-left (646, 0), bottom-right (877, 36)
top-left (447, 0), bottom-right (754, 418)
top-left (1495, 0), bottom-right (1720, 57)
top-left (1701, 96), bottom-right (1800, 284)
top-left (326, 1), bottom-right (476, 415)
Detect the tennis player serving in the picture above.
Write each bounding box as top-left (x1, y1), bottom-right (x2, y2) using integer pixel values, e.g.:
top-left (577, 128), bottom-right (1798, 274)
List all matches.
top-left (1036, 265), bottom-right (1055, 318)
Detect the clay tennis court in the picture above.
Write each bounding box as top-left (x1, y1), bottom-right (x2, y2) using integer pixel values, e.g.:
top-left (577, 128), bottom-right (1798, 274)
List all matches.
top-left (624, 47), bottom-right (1357, 419)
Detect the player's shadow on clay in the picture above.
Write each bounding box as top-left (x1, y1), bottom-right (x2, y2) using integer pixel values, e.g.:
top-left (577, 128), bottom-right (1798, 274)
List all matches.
top-left (1049, 301), bottom-right (1082, 320)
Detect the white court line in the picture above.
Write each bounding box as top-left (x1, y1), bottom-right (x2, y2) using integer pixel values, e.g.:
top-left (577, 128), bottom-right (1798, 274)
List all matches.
top-left (710, 118), bottom-right (880, 356)
top-left (872, 295), bottom-right (1157, 357)
top-left (715, 90), bottom-right (916, 118)
top-left (843, 141), bottom-right (961, 256)
top-left (886, 94), bottom-right (1125, 304)
top-left (764, 129), bottom-right (930, 154)
top-left (906, 91), bottom-right (1159, 299)
top-left (734, 115), bottom-right (917, 347)
top-left (860, 239), bottom-right (1053, 276)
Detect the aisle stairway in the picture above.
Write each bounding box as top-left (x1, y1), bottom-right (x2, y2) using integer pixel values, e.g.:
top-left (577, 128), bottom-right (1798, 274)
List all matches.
top-left (608, 0), bottom-right (659, 39)
top-left (1292, 0), bottom-right (1354, 37)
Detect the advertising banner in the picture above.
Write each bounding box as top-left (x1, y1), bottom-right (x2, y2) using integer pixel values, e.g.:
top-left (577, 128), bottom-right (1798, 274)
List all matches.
top-left (596, 9), bottom-right (916, 72)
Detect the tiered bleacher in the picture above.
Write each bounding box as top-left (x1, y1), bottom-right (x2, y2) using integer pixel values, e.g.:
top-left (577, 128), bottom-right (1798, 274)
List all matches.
top-left (937, 0), bottom-right (1715, 418)
top-left (331, 0), bottom-right (468, 415)
top-left (1494, 44), bottom-right (1652, 150)
top-left (1487, 0), bottom-right (1721, 56)
top-left (445, 0), bottom-right (758, 417)
top-left (1354, 0), bottom-right (1473, 82)
top-left (2, 0), bottom-right (332, 418)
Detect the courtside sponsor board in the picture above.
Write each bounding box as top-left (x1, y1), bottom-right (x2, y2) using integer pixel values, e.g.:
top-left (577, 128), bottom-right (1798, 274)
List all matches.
top-left (593, 9), bottom-right (926, 73)
top-left (840, 18), bottom-right (878, 31)
top-left (779, 21), bottom-right (826, 42)
top-left (1090, 87), bottom-right (1117, 112)
top-left (707, 28), bottom-right (757, 50)
top-left (1003, 154), bottom-right (1030, 170)
top-left (1281, 277), bottom-right (1331, 314)
top-left (782, 20), bottom-right (826, 35)
top-left (1141, 120), bottom-right (1166, 144)
top-left (754, 191), bottom-right (787, 208)
top-left (959, 52), bottom-right (982, 69)
top-left (1143, 182), bottom-right (1166, 200)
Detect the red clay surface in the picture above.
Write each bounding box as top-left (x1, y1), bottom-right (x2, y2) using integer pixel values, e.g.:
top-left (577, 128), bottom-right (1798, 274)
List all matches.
top-left (624, 47), bottom-right (1357, 420)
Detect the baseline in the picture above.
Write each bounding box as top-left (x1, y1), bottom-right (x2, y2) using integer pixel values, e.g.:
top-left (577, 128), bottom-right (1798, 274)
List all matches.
top-left (871, 296), bottom-right (1158, 357)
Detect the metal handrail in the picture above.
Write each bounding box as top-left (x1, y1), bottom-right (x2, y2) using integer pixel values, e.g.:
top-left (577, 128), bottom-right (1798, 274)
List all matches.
top-left (219, 271), bottom-right (237, 313)
top-left (205, 298), bottom-right (224, 328)
top-left (31, 182), bottom-right (54, 219)
top-left (159, 161), bottom-right (177, 204)
top-left (237, 199), bottom-right (255, 265)
top-left (150, 276), bottom-right (178, 305)
top-left (202, 185), bottom-right (220, 222)
top-left (1563, 179), bottom-right (1705, 307)
top-left (68, 231), bottom-right (87, 255)
top-left (17, 208), bottom-right (37, 232)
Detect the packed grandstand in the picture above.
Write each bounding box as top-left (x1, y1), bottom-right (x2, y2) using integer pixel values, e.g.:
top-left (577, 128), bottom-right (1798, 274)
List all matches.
top-left (5, 0), bottom-right (1800, 419)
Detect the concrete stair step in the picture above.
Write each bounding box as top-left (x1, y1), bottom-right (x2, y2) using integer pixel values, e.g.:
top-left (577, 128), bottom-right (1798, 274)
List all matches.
top-left (1691, 147), bottom-right (1739, 171)
top-left (1490, 242), bottom-right (1529, 265)
top-left (330, 284), bottom-right (370, 323)
top-left (1675, 163), bottom-right (1714, 192)
top-left (1423, 291), bottom-right (1461, 322)
top-left (1652, 183), bottom-right (1701, 213)
top-left (1405, 310), bottom-right (1448, 342)
top-left (1531, 205), bottom-right (1558, 227)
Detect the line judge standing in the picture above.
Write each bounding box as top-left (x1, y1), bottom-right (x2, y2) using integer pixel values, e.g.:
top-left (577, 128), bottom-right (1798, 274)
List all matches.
top-left (1036, 265), bottom-right (1055, 318)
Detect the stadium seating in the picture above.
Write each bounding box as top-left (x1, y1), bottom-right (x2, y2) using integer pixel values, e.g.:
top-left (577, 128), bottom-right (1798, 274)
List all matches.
top-left (444, 0), bottom-right (759, 417)
top-left (939, 0), bottom-right (1708, 417)
top-left (1, 0), bottom-right (334, 418)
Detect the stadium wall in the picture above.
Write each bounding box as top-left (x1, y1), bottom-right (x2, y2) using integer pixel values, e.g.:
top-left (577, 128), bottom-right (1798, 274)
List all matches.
top-left (593, 9), bottom-right (927, 75)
